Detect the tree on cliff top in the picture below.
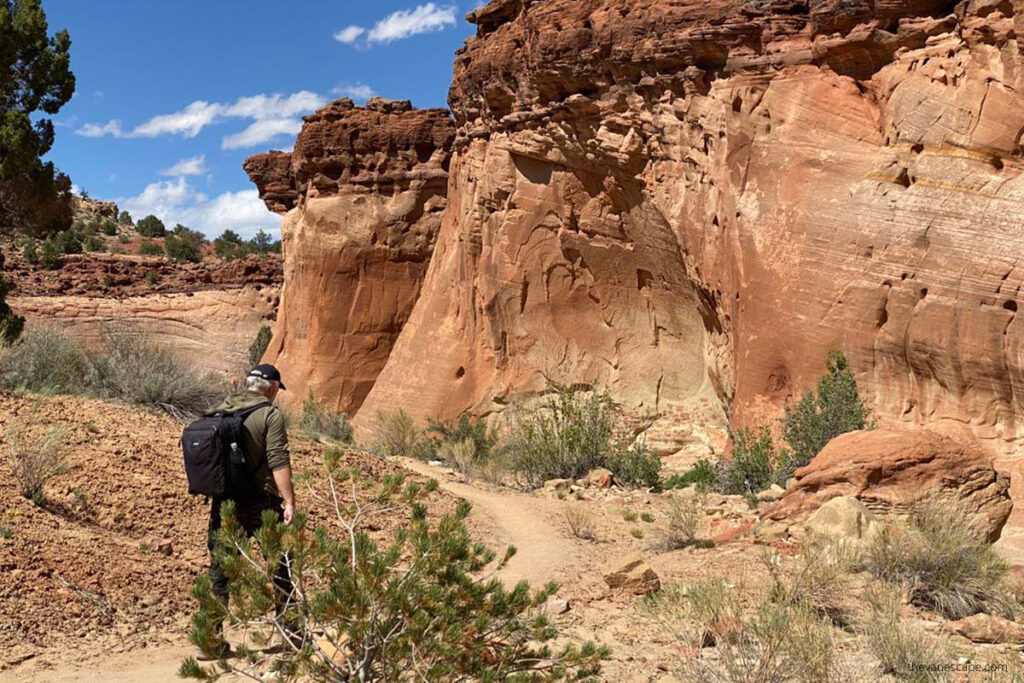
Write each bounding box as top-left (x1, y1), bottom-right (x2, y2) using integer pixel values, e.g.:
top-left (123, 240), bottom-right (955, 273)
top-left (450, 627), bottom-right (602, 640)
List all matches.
top-left (0, 0), bottom-right (76, 237)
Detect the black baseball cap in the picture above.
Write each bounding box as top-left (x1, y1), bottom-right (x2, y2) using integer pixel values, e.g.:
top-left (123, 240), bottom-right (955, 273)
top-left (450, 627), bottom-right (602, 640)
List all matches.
top-left (248, 364), bottom-right (286, 390)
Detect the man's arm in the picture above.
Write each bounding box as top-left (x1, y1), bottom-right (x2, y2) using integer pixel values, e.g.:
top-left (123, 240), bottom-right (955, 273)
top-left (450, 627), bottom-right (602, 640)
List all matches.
top-left (265, 407), bottom-right (294, 523)
top-left (272, 467), bottom-right (295, 523)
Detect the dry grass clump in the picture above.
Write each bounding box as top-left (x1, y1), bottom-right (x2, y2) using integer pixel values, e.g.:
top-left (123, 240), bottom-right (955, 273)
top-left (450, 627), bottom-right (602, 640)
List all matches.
top-left (299, 392), bottom-right (353, 444)
top-left (859, 500), bottom-right (1015, 620)
top-left (565, 504), bottom-right (597, 541)
top-left (6, 417), bottom-right (67, 503)
top-left (663, 495), bottom-right (713, 550)
top-left (764, 542), bottom-right (858, 627)
top-left (0, 326), bottom-right (89, 394)
top-left (372, 409), bottom-right (420, 456)
top-left (643, 578), bottom-right (844, 683)
top-left (862, 587), bottom-right (951, 683)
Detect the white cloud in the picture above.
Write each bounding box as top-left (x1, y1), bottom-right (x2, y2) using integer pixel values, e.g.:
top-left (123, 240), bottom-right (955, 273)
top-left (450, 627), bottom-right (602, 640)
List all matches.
top-left (75, 90), bottom-right (328, 149)
top-left (161, 155), bottom-right (208, 177)
top-left (222, 118), bottom-right (303, 150)
top-left (335, 3), bottom-right (457, 47)
top-left (333, 25), bottom-right (366, 44)
top-left (76, 119), bottom-right (124, 138)
top-left (121, 178), bottom-right (280, 239)
top-left (332, 83), bottom-right (376, 101)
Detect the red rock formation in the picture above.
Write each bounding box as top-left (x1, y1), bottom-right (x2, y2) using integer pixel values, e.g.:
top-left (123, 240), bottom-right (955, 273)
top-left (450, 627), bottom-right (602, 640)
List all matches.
top-left (245, 98), bottom-right (455, 413)
top-left (765, 428), bottom-right (1013, 541)
top-left (348, 0), bottom-right (1024, 467)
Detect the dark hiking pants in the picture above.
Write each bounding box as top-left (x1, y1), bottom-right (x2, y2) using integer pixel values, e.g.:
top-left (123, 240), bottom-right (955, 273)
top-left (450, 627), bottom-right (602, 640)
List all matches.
top-left (207, 493), bottom-right (294, 616)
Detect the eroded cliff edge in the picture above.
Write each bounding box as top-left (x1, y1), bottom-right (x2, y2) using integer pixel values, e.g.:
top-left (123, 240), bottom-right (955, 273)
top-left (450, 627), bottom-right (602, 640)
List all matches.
top-left (245, 98), bottom-right (455, 413)
top-left (250, 0), bottom-right (1024, 468)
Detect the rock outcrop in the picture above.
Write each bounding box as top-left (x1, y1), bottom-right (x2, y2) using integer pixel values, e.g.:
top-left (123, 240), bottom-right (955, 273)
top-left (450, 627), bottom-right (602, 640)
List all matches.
top-left (245, 98), bottom-right (455, 413)
top-left (766, 429), bottom-right (1013, 541)
top-left (347, 0), bottom-right (1024, 461)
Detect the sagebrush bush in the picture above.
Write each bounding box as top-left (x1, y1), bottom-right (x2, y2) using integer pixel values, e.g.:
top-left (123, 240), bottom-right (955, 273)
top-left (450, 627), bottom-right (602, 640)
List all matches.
top-left (182, 461), bottom-right (607, 681)
top-left (372, 409), bottom-right (420, 456)
top-left (718, 427), bottom-right (786, 495)
top-left (565, 504), bottom-right (597, 541)
top-left (782, 349), bottom-right (872, 472)
top-left (663, 495), bottom-right (711, 550)
top-left (860, 500), bottom-right (1014, 620)
top-left (664, 458), bottom-right (718, 492)
top-left (607, 441), bottom-right (662, 490)
top-left (0, 326), bottom-right (89, 393)
top-left (423, 413), bottom-right (499, 461)
top-left (247, 325), bottom-right (272, 366)
top-left (87, 326), bottom-right (223, 417)
top-left (506, 384), bottom-right (616, 488)
top-left (137, 241), bottom-right (163, 257)
top-left (764, 542), bottom-right (856, 627)
top-left (299, 392), bottom-right (353, 444)
top-left (863, 587), bottom-right (951, 683)
top-left (6, 418), bottom-right (67, 503)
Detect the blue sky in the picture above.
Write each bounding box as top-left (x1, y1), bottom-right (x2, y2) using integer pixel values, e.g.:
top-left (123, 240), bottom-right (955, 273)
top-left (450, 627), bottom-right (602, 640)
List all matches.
top-left (43, 1), bottom-right (475, 238)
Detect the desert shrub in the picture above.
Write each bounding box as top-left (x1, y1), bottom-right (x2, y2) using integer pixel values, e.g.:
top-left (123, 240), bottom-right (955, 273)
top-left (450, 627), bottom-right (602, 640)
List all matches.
top-left (53, 229), bottom-right (82, 255)
top-left (0, 526), bottom-right (11, 539)
top-left (249, 228), bottom-right (274, 254)
top-left (82, 234), bottom-right (104, 252)
top-left (506, 384), bottom-right (616, 488)
top-left (438, 437), bottom-right (479, 480)
top-left (22, 239), bottom-right (39, 265)
top-left (136, 214), bottom-right (166, 238)
top-left (101, 219), bottom-right (117, 236)
top-left (664, 458), bottom-right (718, 492)
top-left (862, 587), bottom-right (951, 682)
top-left (39, 240), bottom-right (61, 269)
top-left (6, 419), bottom-right (67, 503)
top-left (607, 441), bottom-right (662, 490)
top-left (372, 409), bottom-right (420, 456)
top-left (299, 392), bottom-right (353, 444)
top-left (782, 349), bottom-right (872, 472)
top-left (182, 463), bottom-right (606, 681)
top-left (860, 500), bottom-right (1013, 620)
top-left (213, 229), bottom-right (248, 261)
top-left (764, 542), bottom-right (856, 627)
top-left (663, 495), bottom-right (712, 550)
top-left (137, 241), bottom-right (163, 257)
top-left (87, 326), bottom-right (222, 416)
top-left (424, 413), bottom-right (500, 461)
top-left (565, 504), bottom-right (597, 541)
top-left (145, 270), bottom-right (159, 285)
top-left (118, 210), bottom-right (133, 226)
top-left (164, 224), bottom-right (205, 263)
top-left (718, 426), bottom-right (787, 495)
top-left (0, 326), bottom-right (89, 393)
top-left (645, 578), bottom-right (840, 683)
top-left (247, 324), bottom-right (272, 366)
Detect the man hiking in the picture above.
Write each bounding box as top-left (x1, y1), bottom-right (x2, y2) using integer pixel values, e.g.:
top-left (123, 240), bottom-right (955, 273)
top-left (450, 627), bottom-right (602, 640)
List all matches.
top-left (192, 363), bottom-right (297, 659)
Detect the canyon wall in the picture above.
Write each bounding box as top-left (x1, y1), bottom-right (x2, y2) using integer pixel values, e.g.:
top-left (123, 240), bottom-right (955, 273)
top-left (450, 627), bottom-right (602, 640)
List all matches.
top-left (249, 0), bottom-right (1024, 466)
top-left (245, 98), bottom-right (454, 413)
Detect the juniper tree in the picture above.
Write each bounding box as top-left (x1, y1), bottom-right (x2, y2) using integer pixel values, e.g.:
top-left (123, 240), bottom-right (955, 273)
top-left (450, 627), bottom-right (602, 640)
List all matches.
top-left (180, 452), bottom-right (607, 682)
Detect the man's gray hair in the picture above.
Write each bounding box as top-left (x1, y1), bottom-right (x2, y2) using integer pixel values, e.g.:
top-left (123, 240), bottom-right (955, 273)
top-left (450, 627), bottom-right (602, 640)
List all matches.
top-left (245, 375), bottom-right (276, 394)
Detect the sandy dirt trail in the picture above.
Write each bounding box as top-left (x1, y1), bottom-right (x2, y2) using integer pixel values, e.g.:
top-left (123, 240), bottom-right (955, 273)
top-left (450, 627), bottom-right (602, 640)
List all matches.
top-left (3, 457), bottom-right (586, 683)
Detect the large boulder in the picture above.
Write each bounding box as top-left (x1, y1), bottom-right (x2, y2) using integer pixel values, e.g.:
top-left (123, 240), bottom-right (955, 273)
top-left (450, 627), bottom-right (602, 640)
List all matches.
top-left (765, 429), bottom-right (1012, 542)
top-left (804, 496), bottom-right (880, 543)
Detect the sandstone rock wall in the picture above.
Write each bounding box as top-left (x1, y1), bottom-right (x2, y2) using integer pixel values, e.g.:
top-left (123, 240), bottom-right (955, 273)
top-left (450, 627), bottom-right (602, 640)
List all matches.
top-left (11, 287), bottom-right (279, 376)
top-left (245, 98), bottom-right (455, 413)
top-left (349, 0), bottom-right (1024, 461)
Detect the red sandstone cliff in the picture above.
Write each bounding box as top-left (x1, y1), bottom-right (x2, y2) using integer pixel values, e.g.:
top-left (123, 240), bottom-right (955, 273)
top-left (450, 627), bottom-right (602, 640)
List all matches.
top-left (249, 0), bottom-right (1024, 467)
top-left (245, 98), bottom-right (455, 413)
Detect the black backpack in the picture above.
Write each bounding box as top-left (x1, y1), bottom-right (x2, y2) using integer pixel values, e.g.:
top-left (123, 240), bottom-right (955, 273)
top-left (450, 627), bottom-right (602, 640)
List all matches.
top-left (181, 404), bottom-right (266, 498)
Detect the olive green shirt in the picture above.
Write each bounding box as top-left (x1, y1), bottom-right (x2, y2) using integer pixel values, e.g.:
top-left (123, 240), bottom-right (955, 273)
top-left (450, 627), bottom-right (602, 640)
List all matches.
top-left (212, 391), bottom-right (290, 499)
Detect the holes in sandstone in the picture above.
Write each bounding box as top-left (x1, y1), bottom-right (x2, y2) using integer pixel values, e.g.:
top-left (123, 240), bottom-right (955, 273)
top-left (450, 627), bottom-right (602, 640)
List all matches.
top-left (455, 366), bottom-right (466, 379)
top-left (920, 287), bottom-right (929, 300)
top-left (894, 167), bottom-right (912, 188)
top-left (1005, 300), bottom-right (1018, 312)
top-left (992, 157), bottom-right (1005, 171)
top-left (637, 269), bottom-right (654, 292)
top-left (732, 95), bottom-right (743, 113)
top-left (911, 143), bottom-right (924, 155)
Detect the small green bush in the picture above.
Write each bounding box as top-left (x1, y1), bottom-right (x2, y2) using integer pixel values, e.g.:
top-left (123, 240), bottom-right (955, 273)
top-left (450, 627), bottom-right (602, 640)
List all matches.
top-left (101, 219), bottom-right (117, 236)
top-left (247, 325), bottom-right (272, 366)
top-left (0, 326), bottom-right (89, 393)
top-left (138, 241), bottom-right (163, 257)
top-left (22, 240), bottom-right (39, 265)
top-left (53, 229), bottom-right (82, 255)
top-left (164, 224), bottom-right (205, 263)
top-left (6, 418), bottom-right (67, 504)
top-left (213, 229), bottom-right (248, 261)
top-left (38, 241), bottom-right (62, 269)
top-left (424, 413), bottom-right (499, 461)
top-left (782, 350), bottom-right (872, 473)
top-left (718, 426), bottom-right (785, 494)
top-left (299, 392), bottom-right (353, 444)
top-left (664, 458), bottom-right (717, 491)
top-left (607, 441), bottom-right (662, 490)
top-left (82, 234), bottom-right (104, 252)
top-left (506, 384), bottom-right (616, 488)
top-left (118, 210), bottom-right (133, 226)
top-left (136, 214), bottom-right (166, 238)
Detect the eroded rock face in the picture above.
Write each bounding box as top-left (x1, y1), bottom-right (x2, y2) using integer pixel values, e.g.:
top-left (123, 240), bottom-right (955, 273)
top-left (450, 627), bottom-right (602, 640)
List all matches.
top-left (766, 429), bottom-right (1013, 541)
top-left (352, 0), bottom-right (1024, 463)
top-left (245, 98), bottom-right (455, 413)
